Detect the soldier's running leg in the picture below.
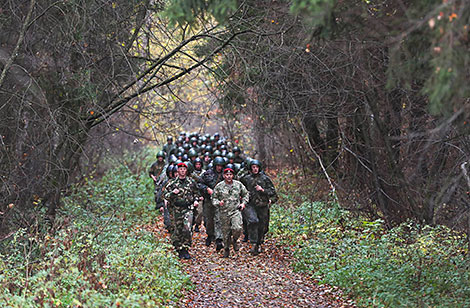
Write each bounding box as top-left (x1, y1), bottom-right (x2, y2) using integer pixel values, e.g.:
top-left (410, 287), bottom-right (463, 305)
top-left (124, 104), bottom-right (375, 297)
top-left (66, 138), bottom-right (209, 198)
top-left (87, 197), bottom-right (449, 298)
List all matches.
top-left (163, 204), bottom-right (173, 232)
top-left (231, 212), bottom-right (243, 252)
top-left (244, 205), bottom-right (260, 255)
top-left (214, 206), bottom-right (224, 251)
top-left (220, 214), bottom-right (232, 257)
top-left (256, 206), bottom-right (270, 253)
top-left (203, 199), bottom-right (215, 245)
top-left (242, 210), bottom-right (248, 242)
top-left (193, 201), bottom-right (203, 232)
top-left (181, 209), bottom-right (194, 258)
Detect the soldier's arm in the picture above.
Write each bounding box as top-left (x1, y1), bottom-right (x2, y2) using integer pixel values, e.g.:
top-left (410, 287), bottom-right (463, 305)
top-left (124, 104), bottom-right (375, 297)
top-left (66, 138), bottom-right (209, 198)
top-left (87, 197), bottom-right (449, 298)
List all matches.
top-left (263, 177), bottom-right (278, 203)
top-left (212, 185), bottom-right (222, 206)
top-left (240, 182), bottom-right (250, 206)
top-left (199, 171), bottom-right (210, 192)
top-left (162, 180), bottom-right (174, 201)
top-left (149, 163), bottom-right (157, 180)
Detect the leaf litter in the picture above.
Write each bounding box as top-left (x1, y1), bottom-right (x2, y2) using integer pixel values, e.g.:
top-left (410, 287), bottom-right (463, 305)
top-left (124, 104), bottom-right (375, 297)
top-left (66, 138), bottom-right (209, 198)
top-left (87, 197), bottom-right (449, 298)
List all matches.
top-left (148, 215), bottom-right (356, 308)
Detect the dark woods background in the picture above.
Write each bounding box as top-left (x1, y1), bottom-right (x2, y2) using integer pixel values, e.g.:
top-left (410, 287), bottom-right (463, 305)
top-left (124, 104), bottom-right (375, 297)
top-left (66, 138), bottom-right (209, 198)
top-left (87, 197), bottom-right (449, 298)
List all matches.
top-left (1, 0), bottom-right (470, 237)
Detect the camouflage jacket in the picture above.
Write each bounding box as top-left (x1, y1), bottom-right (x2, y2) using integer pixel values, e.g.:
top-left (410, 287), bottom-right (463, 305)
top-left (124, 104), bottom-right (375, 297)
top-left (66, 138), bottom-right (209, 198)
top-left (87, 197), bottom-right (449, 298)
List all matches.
top-left (163, 176), bottom-right (201, 208)
top-left (241, 172), bottom-right (278, 207)
top-left (149, 161), bottom-right (166, 183)
top-left (213, 180), bottom-right (249, 214)
top-left (191, 169), bottom-right (204, 180)
top-left (199, 168), bottom-right (224, 197)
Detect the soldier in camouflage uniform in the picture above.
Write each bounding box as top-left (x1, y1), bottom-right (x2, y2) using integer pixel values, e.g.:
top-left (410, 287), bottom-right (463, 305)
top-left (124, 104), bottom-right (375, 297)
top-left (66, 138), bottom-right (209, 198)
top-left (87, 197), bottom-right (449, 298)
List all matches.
top-left (199, 156), bottom-right (225, 251)
top-left (240, 159), bottom-right (278, 255)
top-left (163, 162), bottom-right (201, 259)
top-left (157, 165), bottom-right (176, 232)
top-left (149, 151), bottom-right (167, 210)
top-left (212, 167), bottom-right (249, 257)
top-left (191, 158), bottom-right (204, 232)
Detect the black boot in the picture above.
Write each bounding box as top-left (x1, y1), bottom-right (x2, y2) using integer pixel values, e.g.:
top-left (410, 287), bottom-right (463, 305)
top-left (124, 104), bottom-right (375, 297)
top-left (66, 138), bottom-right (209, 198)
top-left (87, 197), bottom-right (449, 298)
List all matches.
top-left (242, 234), bottom-right (249, 242)
top-left (223, 248), bottom-right (230, 258)
top-left (194, 225), bottom-right (200, 233)
top-left (205, 236), bottom-right (212, 247)
top-left (250, 244), bottom-right (260, 256)
top-left (215, 239), bottom-right (224, 252)
top-left (233, 239), bottom-right (239, 252)
top-left (177, 249), bottom-right (184, 259)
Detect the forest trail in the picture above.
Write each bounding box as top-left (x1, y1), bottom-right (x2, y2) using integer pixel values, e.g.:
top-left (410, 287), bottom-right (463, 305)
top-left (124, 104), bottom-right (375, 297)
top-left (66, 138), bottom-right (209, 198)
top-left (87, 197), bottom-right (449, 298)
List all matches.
top-left (149, 216), bottom-right (356, 308)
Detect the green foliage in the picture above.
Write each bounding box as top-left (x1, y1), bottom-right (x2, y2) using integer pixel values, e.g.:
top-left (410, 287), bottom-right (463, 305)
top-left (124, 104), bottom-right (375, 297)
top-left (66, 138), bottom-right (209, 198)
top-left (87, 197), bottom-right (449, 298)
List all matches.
top-left (0, 149), bottom-right (189, 307)
top-left (271, 179), bottom-right (470, 307)
top-left (163, 0), bottom-right (238, 27)
top-left (289, 0), bottom-right (337, 36)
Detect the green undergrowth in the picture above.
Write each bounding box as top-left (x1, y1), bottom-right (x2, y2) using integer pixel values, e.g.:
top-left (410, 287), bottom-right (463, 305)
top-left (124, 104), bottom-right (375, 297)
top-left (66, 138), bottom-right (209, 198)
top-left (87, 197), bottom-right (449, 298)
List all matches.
top-left (0, 149), bottom-right (189, 307)
top-left (271, 170), bottom-right (470, 308)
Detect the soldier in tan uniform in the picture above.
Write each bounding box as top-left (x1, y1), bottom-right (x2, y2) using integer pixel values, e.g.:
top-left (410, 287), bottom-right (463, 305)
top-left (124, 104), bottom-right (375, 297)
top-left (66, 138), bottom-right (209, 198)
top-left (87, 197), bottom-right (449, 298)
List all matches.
top-left (212, 167), bottom-right (249, 257)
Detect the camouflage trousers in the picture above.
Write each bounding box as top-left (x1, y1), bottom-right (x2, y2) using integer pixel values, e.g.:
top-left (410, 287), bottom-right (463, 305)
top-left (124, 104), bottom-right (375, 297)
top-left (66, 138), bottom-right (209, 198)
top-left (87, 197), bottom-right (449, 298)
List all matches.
top-left (169, 206), bottom-right (193, 251)
top-left (244, 205), bottom-right (270, 245)
top-left (155, 192), bottom-right (172, 232)
top-left (193, 202), bottom-right (203, 227)
top-left (220, 209), bottom-right (243, 249)
top-left (203, 199), bottom-right (222, 240)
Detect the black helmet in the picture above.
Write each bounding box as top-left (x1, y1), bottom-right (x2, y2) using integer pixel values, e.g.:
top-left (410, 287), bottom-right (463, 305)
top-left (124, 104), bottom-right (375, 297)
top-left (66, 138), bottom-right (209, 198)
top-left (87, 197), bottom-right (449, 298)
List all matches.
top-left (169, 155), bottom-right (178, 164)
top-left (185, 161), bottom-right (194, 174)
top-left (188, 149), bottom-right (197, 158)
top-left (225, 163), bottom-right (235, 172)
top-left (183, 143), bottom-right (190, 151)
top-left (156, 151), bottom-right (165, 158)
top-left (250, 159), bottom-right (262, 170)
top-left (212, 150), bottom-right (222, 158)
top-left (214, 132), bottom-right (220, 139)
top-left (205, 145), bottom-right (213, 153)
top-left (166, 165), bottom-right (176, 177)
top-left (167, 135), bottom-right (173, 141)
top-left (226, 152), bottom-right (235, 160)
top-left (213, 156), bottom-right (225, 167)
top-left (194, 157), bottom-right (203, 165)
top-left (233, 163), bottom-right (241, 174)
top-left (232, 146), bottom-right (241, 154)
top-left (182, 154), bottom-right (188, 161)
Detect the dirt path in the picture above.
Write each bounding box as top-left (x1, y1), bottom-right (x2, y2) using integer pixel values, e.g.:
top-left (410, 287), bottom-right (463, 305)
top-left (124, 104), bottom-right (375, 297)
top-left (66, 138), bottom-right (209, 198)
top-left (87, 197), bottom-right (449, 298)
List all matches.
top-left (150, 217), bottom-right (356, 308)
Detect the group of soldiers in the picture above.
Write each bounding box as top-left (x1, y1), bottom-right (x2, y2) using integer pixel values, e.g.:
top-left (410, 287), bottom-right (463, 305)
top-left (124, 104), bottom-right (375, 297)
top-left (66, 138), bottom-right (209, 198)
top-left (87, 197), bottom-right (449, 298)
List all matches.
top-left (148, 132), bottom-right (278, 259)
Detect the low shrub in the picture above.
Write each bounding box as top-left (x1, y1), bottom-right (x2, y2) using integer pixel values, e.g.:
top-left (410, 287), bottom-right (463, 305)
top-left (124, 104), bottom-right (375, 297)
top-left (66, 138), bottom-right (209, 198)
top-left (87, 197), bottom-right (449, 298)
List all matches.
top-left (270, 192), bottom-right (470, 307)
top-left (0, 149), bottom-right (189, 307)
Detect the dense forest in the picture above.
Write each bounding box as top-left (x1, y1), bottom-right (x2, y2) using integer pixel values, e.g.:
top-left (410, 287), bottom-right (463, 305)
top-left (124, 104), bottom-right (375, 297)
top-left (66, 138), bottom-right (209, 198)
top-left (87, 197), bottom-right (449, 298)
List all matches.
top-left (1, 0), bottom-right (470, 307)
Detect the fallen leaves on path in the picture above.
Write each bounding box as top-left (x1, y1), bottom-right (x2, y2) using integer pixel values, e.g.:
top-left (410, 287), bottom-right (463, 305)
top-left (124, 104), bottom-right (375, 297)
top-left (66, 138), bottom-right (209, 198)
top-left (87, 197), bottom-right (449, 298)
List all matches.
top-left (148, 216), bottom-right (356, 308)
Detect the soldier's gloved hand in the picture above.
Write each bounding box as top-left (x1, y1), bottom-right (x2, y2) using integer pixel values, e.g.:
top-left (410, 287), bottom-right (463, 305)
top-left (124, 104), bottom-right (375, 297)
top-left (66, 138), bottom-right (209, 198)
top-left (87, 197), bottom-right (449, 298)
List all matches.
top-left (194, 201), bottom-right (199, 208)
top-left (207, 188), bottom-right (213, 195)
top-left (219, 200), bottom-right (224, 207)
